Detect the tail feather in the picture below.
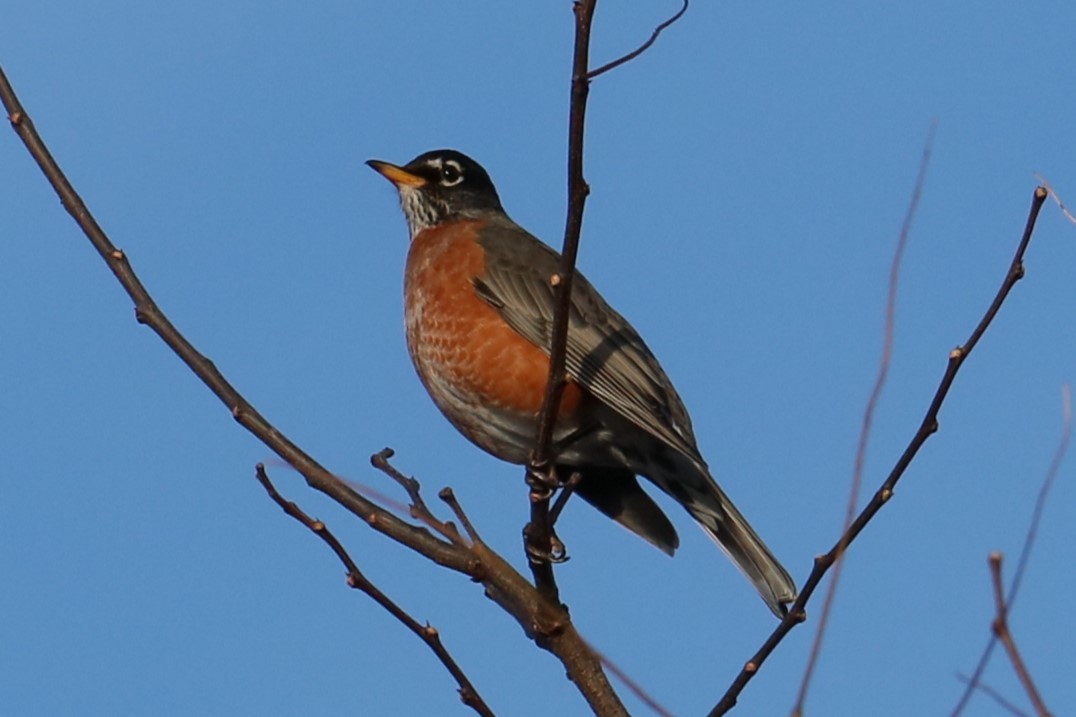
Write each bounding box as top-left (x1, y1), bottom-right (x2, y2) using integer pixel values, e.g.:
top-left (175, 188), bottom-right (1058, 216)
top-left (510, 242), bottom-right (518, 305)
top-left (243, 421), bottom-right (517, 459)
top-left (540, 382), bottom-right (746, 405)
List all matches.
top-left (651, 469), bottom-right (797, 618)
top-left (692, 490), bottom-right (798, 617)
top-left (572, 467), bottom-right (680, 556)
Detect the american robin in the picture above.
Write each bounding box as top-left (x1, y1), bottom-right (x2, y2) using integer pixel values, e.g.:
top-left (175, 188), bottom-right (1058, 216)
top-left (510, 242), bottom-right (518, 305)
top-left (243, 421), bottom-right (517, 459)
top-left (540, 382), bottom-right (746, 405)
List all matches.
top-left (368, 149), bottom-right (797, 617)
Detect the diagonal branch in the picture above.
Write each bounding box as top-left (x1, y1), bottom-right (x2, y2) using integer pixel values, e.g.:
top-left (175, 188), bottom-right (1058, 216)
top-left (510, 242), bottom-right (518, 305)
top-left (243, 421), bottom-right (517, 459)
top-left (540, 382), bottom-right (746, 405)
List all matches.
top-left (0, 63), bottom-right (629, 716)
top-left (0, 66), bottom-right (466, 574)
top-left (709, 186), bottom-right (1049, 716)
top-left (587, 642), bottom-right (676, 717)
top-left (255, 464), bottom-right (495, 717)
top-left (587, 0), bottom-right (689, 80)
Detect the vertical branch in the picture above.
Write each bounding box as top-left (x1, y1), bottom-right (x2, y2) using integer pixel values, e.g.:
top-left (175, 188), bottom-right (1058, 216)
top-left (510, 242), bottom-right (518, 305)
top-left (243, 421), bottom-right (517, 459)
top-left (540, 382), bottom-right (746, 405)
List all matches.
top-left (525, 0), bottom-right (597, 603)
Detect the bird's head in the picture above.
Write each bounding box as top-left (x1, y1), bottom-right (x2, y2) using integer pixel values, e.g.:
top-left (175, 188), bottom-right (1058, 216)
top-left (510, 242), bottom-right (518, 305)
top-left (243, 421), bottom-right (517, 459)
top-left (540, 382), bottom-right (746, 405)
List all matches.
top-left (367, 149), bottom-right (503, 238)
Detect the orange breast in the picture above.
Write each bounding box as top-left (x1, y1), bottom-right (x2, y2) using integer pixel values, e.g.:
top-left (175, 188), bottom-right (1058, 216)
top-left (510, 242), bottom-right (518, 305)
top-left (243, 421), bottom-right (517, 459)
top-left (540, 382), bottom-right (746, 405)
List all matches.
top-left (404, 219), bottom-right (582, 427)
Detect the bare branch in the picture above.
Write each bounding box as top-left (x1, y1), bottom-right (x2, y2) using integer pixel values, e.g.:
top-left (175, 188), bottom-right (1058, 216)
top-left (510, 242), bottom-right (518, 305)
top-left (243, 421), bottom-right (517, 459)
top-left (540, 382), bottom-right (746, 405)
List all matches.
top-left (988, 554), bottom-right (1053, 717)
top-left (439, 487), bottom-right (484, 545)
top-left (255, 464), bottom-right (495, 717)
top-left (952, 385), bottom-right (1071, 716)
top-left (791, 122), bottom-right (936, 714)
top-left (587, 0), bottom-right (689, 80)
top-left (709, 185), bottom-right (1050, 716)
top-left (0, 65), bottom-right (471, 573)
top-left (525, 0), bottom-right (598, 605)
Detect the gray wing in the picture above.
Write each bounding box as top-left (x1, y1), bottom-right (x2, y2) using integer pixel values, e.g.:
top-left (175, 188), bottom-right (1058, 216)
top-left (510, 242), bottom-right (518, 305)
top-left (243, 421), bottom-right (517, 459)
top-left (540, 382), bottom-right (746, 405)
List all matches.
top-left (473, 216), bottom-right (705, 466)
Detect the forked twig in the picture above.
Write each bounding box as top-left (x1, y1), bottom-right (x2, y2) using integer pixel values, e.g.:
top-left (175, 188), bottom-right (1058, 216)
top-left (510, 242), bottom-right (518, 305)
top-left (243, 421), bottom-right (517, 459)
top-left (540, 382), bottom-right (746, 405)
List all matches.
top-left (956, 673), bottom-right (1032, 717)
top-left (255, 464), bottom-right (494, 717)
top-left (791, 122), bottom-right (936, 715)
top-left (988, 554), bottom-right (1053, 717)
top-left (709, 186), bottom-right (1049, 715)
top-left (370, 448), bottom-right (467, 546)
top-left (952, 386), bottom-right (1071, 716)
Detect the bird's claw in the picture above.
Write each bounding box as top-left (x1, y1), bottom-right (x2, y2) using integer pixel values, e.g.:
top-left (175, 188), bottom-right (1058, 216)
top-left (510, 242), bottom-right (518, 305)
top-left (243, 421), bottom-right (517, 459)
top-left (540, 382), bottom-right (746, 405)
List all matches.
top-left (524, 525), bottom-right (569, 564)
top-left (525, 465), bottom-right (558, 501)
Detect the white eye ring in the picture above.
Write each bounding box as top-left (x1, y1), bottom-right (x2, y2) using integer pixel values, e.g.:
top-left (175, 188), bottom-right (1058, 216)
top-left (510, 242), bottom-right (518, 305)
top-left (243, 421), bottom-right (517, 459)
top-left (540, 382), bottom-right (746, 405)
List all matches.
top-left (440, 160), bottom-right (464, 187)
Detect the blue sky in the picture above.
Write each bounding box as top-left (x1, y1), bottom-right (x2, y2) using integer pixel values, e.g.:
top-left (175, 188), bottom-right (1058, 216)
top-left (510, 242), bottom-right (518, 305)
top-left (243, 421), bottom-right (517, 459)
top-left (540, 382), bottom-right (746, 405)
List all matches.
top-left (3, 3), bottom-right (1075, 715)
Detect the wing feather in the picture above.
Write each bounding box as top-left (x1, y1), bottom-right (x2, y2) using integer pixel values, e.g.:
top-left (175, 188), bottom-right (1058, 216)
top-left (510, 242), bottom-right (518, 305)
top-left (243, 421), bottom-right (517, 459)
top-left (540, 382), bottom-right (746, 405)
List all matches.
top-left (474, 218), bottom-right (703, 465)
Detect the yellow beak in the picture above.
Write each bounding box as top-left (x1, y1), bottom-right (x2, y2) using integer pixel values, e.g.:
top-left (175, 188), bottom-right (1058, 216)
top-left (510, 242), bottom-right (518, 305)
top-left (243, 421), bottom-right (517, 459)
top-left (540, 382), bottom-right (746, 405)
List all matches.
top-left (366, 160), bottom-right (426, 188)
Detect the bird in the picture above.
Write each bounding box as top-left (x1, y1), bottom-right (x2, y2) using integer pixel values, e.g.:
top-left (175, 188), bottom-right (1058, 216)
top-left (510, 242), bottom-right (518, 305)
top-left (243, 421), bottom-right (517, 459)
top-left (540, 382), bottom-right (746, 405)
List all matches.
top-left (368, 149), bottom-right (797, 617)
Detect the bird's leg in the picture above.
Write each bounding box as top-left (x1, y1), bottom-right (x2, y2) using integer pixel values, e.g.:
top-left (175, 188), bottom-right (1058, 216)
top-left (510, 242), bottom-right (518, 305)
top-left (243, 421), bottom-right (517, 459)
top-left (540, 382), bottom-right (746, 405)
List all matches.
top-left (549, 471), bottom-right (582, 525)
top-left (524, 463), bottom-right (570, 564)
top-left (541, 471), bottom-right (584, 563)
top-left (535, 422), bottom-right (597, 532)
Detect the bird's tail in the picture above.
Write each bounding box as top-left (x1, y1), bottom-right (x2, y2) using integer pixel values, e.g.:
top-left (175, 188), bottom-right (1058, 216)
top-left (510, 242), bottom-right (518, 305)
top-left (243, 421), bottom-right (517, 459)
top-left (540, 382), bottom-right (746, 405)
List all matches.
top-left (653, 469), bottom-right (797, 618)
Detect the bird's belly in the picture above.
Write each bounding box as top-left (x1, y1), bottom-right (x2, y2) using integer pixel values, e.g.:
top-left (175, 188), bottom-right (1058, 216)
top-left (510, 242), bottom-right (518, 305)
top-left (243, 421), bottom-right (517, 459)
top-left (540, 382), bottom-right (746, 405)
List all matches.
top-left (407, 313), bottom-right (554, 463)
top-left (404, 221), bottom-right (583, 464)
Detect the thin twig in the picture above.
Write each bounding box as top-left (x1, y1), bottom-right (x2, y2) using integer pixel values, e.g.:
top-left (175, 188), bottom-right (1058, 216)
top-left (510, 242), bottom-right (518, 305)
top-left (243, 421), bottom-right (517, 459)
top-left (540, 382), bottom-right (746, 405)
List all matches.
top-left (254, 464), bottom-right (495, 717)
top-left (439, 487), bottom-right (484, 545)
top-left (587, 0), bottom-right (689, 79)
top-left (1033, 173), bottom-right (1076, 225)
top-left (988, 554), bottom-right (1053, 717)
top-left (709, 186), bottom-right (1049, 716)
top-left (370, 448), bottom-right (466, 546)
top-left (955, 673), bottom-right (1032, 717)
top-left (525, 0), bottom-right (598, 605)
top-left (1008, 385), bottom-right (1073, 601)
top-left (584, 640), bottom-right (676, 717)
top-left (372, 447), bottom-right (436, 518)
top-left (952, 386), bottom-right (1071, 716)
top-left (791, 122), bottom-right (936, 715)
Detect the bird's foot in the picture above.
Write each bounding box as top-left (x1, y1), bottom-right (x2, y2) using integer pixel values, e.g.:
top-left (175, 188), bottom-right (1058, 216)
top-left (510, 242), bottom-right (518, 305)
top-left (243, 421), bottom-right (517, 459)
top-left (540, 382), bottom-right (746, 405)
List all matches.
top-left (524, 523), bottom-right (570, 564)
top-left (525, 464), bottom-right (559, 501)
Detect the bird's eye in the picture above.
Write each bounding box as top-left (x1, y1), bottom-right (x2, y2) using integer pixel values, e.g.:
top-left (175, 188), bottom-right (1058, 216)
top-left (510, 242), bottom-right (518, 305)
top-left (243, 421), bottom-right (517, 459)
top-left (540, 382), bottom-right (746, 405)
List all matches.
top-left (440, 160), bottom-right (464, 187)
